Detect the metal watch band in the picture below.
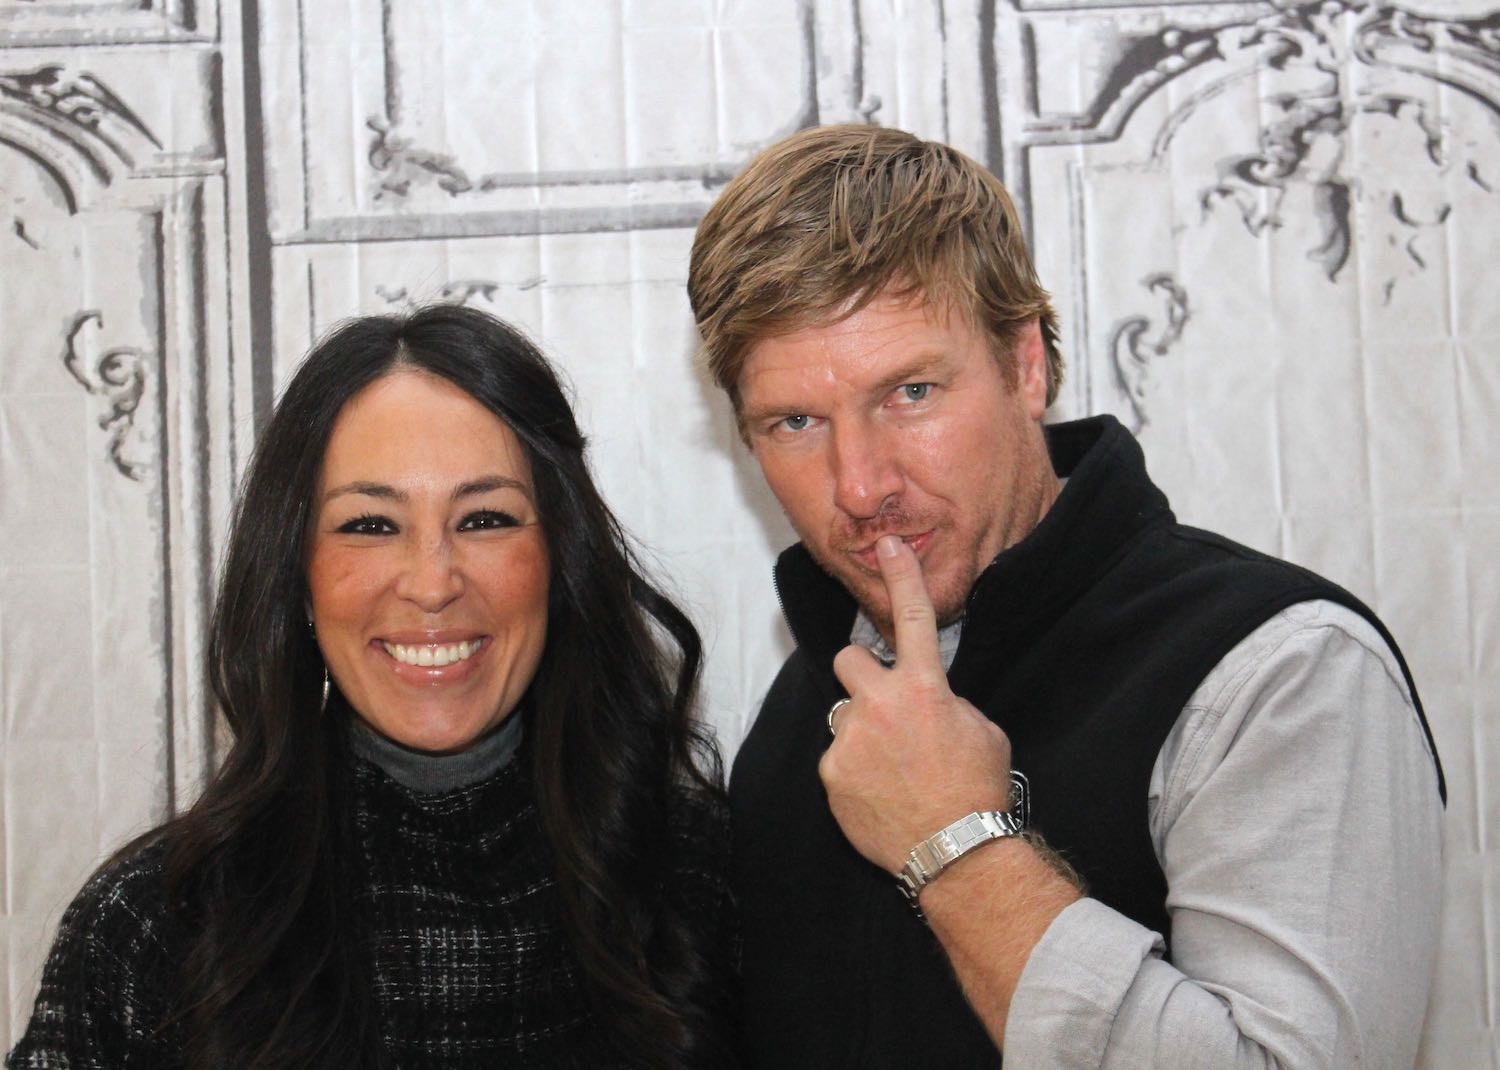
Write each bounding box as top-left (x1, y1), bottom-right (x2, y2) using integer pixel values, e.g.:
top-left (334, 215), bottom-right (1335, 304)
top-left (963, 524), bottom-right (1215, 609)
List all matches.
top-left (897, 809), bottom-right (1025, 902)
top-left (896, 772), bottom-right (1031, 912)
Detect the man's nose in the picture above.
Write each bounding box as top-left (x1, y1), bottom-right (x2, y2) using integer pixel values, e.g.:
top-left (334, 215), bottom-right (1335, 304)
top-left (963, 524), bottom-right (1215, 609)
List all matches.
top-left (395, 534), bottom-right (464, 613)
top-left (830, 420), bottom-right (903, 519)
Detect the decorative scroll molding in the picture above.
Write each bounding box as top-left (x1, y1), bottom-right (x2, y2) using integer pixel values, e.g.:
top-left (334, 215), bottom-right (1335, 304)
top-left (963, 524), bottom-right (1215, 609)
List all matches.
top-left (1153, 3), bottom-right (1498, 293)
top-left (1013, 0), bottom-right (1500, 420)
top-left (1028, 2), bottom-right (1500, 145)
top-left (1109, 273), bottom-right (1189, 433)
top-left (374, 277), bottom-right (544, 307)
top-left (0, 65), bottom-right (162, 191)
top-left (11, 215), bottom-right (39, 249)
top-left (60, 311), bottom-right (148, 482)
top-left (1192, 91), bottom-right (1484, 288)
top-left (363, 119), bottom-right (752, 204)
top-left (366, 117), bottom-right (474, 199)
top-left (0, 64), bottom-right (160, 158)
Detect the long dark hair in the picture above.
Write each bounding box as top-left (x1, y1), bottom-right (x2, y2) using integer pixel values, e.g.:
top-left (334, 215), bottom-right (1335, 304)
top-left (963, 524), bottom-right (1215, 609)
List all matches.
top-left (145, 304), bottom-right (731, 1066)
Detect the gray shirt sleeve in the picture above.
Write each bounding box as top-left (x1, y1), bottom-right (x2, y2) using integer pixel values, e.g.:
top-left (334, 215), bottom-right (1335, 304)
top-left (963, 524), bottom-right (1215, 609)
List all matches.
top-left (1002, 600), bottom-right (1444, 1069)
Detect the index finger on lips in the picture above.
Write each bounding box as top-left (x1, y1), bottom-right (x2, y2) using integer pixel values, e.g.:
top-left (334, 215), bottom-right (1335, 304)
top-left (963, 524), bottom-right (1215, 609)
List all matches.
top-left (875, 534), bottom-right (942, 674)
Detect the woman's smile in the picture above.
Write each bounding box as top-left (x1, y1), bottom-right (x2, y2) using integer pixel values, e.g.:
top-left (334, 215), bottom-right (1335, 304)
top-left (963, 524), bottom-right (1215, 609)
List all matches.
top-left (379, 636), bottom-right (486, 669)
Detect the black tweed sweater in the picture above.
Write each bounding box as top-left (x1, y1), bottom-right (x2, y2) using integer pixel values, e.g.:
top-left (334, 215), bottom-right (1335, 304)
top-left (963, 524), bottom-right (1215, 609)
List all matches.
top-left (7, 749), bottom-right (734, 1068)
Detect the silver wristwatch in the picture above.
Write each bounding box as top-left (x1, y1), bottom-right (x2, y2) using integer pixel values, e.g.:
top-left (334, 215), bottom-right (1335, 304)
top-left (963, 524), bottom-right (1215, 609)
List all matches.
top-left (896, 771), bottom-right (1030, 913)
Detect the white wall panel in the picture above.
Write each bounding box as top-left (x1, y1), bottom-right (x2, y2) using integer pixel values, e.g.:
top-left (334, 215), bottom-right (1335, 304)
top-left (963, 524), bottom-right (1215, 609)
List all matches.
top-left (0, 3), bottom-right (249, 1051)
top-left (1005, 2), bottom-right (1500, 1061)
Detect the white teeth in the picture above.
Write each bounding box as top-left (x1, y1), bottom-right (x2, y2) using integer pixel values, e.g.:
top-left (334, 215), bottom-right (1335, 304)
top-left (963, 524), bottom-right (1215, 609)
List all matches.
top-left (382, 639), bottom-right (481, 667)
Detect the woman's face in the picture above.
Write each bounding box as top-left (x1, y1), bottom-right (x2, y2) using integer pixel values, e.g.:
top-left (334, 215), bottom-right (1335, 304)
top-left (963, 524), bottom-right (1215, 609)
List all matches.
top-left (306, 368), bottom-right (550, 754)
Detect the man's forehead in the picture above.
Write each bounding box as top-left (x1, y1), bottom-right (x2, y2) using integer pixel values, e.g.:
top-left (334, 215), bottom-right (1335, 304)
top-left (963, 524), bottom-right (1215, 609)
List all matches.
top-left (737, 294), bottom-right (972, 393)
top-left (786, 287), bottom-right (962, 340)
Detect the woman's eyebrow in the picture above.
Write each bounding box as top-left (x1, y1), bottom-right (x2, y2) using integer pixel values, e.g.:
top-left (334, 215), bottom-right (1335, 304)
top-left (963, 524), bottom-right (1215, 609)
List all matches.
top-left (323, 480), bottom-right (402, 503)
top-left (453, 476), bottom-right (531, 500)
top-left (321, 476), bottom-right (530, 504)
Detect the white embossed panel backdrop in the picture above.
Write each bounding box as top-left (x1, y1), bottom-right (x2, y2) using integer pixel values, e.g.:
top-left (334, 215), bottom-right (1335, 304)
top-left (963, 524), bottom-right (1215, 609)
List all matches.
top-left (1, 1), bottom-right (1494, 1063)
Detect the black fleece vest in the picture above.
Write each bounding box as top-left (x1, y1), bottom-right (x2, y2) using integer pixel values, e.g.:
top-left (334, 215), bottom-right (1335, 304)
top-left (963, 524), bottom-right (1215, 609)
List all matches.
top-left (730, 415), bottom-right (1442, 1070)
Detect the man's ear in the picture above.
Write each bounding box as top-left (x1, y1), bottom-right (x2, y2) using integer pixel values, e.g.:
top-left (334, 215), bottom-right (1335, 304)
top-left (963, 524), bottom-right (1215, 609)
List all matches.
top-left (1013, 318), bottom-right (1048, 420)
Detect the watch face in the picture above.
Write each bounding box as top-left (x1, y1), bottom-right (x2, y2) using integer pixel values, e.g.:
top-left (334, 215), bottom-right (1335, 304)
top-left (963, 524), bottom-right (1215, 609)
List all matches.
top-left (1010, 770), bottom-right (1031, 828)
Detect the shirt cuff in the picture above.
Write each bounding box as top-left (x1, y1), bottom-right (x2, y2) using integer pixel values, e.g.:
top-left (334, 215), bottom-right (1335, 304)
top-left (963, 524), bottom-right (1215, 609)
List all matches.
top-left (1004, 897), bottom-right (1163, 1069)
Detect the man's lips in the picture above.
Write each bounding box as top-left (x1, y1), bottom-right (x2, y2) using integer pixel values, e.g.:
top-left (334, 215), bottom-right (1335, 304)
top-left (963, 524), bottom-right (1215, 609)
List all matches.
top-left (851, 530), bottom-right (933, 571)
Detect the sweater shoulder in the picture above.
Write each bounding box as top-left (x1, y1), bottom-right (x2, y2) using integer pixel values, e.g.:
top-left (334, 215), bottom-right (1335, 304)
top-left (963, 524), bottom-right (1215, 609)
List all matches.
top-left (31, 837), bottom-right (174, 983)
top-left (68, 837), bottom-right (172, 928)
top-left (7, 839), bottom-right (178, 1069)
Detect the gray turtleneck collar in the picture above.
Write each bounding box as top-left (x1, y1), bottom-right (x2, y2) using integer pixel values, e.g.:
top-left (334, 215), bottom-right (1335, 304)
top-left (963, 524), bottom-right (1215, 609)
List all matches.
top-left (350, 712), bottom-right (524, 793)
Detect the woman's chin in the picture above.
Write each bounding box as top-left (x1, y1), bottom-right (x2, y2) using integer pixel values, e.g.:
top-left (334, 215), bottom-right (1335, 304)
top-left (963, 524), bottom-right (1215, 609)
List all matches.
top-left (357, 712), bottom-right (507, 756)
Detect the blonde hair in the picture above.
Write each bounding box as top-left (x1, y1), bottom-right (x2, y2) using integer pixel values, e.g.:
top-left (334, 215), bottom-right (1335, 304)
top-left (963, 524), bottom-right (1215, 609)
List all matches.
top-left (688, 125), bottom-right (1062, 410)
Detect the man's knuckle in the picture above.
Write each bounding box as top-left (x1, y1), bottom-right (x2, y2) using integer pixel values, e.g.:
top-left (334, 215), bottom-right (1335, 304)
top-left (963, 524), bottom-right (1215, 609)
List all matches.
top-left (897, 602), bottom-right (933, 625)
top-left (905, 669), bottom-right (945, 695)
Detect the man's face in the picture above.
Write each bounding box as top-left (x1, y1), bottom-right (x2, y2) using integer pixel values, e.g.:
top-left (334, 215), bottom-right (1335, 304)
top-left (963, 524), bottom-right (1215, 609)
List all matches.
top-left (737, 291), bottom-right (1058, 637)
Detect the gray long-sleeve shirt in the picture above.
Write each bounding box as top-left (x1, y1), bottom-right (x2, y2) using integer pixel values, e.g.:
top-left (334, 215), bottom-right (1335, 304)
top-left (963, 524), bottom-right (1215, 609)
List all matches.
top-left (1003, 599), bottom-right (1443, 1068)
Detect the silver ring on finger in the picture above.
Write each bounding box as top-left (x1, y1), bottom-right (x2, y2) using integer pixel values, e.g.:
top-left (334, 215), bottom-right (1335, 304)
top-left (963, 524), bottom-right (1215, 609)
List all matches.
top-left (827, 697), bottom-right (852, 737)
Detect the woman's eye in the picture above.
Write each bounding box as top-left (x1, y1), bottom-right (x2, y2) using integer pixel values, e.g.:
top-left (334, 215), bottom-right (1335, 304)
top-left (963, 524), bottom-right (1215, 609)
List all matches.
top-left (459, 509), bottom-right (520, 531)
top-left (896, 383), bottom-right (932, 403)
top-left (337, 514), bottom-right (394, 535)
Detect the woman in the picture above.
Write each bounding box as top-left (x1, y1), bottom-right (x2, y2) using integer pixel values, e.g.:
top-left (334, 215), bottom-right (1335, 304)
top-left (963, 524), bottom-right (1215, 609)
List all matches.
top-left (8, 305), bottom-right (738, 1068)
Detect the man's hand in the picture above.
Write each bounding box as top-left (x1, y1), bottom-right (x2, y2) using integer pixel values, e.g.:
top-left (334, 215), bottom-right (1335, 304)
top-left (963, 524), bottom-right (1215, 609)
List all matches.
top-left (819, 534), bottom-right (1015, 873)
top-left (821, 534), bottom-right (1082, 1049)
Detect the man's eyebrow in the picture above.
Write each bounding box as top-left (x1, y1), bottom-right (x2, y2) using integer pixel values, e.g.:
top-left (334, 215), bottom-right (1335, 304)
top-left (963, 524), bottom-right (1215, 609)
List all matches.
top-left (868, 352), bottom-right (947, 394)
top-left (738, 400), bottom-right (791, 425)
top-left (738, 353), bottom-right (950, 426)
top-left (322, 475), bottom-right (532, 504)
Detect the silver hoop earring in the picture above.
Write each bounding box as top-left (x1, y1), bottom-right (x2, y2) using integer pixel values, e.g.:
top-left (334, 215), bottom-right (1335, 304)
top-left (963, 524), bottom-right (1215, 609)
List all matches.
top-left (320, 666), bottom-right (331, 713)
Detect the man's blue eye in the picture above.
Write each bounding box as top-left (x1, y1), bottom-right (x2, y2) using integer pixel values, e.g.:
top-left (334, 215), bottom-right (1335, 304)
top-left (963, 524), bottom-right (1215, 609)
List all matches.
top-left (782, 414), bottom-right (811, 432)
top-left (900, 383), bottom-right (931, 402)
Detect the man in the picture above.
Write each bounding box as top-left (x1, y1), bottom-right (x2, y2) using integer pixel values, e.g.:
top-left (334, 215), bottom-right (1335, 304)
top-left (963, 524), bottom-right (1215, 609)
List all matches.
top-left (687, 125), bottom-right (1445, 1068)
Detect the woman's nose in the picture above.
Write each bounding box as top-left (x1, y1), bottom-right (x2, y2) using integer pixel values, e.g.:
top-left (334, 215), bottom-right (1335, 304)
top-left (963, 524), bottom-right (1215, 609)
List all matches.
top-left (395, 535), bottom-right (464, 612)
